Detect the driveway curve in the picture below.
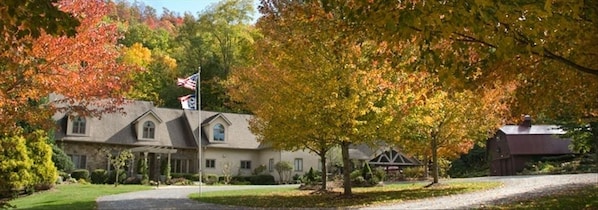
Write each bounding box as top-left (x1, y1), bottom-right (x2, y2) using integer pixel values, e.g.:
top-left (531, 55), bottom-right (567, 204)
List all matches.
top-left (97, 173), bottom-right (597, 210)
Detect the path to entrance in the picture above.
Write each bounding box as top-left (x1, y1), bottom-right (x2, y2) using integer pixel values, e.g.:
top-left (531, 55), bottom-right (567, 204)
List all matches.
top-left (97, 173), bottom-right (597, 210)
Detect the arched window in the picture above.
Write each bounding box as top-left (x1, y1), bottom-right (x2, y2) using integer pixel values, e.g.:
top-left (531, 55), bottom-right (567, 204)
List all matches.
top-left (142, 121), bottom-right (155, 139)
top-left (72, 116), bottom-right (86, 134)
top-left (213, 123), bottom-right (225, 141)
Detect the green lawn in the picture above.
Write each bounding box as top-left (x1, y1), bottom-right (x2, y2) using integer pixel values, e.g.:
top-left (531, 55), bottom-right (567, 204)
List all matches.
top-left (190, 182), bottom-right (502, 208)
top-left (9, 184), bottom-right (152, 210)
top-left (480, 184), bottom-right (598, 210)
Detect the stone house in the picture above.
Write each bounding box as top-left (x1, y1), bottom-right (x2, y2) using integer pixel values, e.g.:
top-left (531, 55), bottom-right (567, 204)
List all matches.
top-left (52, 99), bottom-right (320, 182)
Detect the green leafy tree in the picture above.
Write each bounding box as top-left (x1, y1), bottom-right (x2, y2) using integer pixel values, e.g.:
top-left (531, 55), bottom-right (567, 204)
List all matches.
top-left (560, 121), bottom-right (598, 164)
top-left (191, 0), bottom-right (257, 111)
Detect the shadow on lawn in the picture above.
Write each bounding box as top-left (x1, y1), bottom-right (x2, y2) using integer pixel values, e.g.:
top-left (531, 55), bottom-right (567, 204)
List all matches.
top-left (14, 200), bottom-right (95, 210)
top-left (197, 186), bottom-right (471, 208)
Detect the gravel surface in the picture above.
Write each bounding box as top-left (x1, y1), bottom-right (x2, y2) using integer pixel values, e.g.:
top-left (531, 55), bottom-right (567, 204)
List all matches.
top-left (96, 173), bottom-right (597, 210)
top-left (361, 173), bottom-right (598, 209)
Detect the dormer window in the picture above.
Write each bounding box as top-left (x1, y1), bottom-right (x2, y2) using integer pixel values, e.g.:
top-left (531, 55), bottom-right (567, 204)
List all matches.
top-left (142, 121), bottom-right (155, 139)
top-left (213, 123), bottom-right (225, 141)
top-left (72, 116), bottom-right (86, 134)
top-left (67, 115), bottom-right (90, 136)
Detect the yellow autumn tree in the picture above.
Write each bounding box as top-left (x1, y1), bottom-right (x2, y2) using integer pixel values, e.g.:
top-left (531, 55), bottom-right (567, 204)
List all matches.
top-left (229, 1), bottom-right (428, 195)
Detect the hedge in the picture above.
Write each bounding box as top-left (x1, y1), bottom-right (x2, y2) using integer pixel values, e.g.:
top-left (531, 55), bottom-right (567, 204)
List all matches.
top-left (90, 169), bottom-right (108, 184)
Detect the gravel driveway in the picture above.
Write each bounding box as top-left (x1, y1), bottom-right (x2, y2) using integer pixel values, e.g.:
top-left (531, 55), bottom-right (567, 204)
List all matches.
top-left (97, 173), bottom-right (597, 210)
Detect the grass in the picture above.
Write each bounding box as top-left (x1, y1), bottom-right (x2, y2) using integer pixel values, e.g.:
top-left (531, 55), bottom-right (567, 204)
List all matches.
top-left (9, 184), bottom-right (152, 210)
top-left (480, 184), bottom-right (598, 210)
top-left (189, 181), bottom-right (502, 208)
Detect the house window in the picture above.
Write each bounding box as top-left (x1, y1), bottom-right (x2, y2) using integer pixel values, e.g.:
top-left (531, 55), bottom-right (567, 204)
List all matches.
top-left (142, 121), bottom-right (155, 139)
top-left (240, 160), bottom-right (251, 169)
top-left (72, 116), bottom-right (86, 134)
top-left (269, 158), bottom-right (274, 172)
top-left (69, 154), bottom-right (87, 169)
top-left (294, 158), bottom-right (303, 172)
top-left (171, 159), bottom-right (190, 173)
top-left (213, 124), bottom-right (225, 141)
top-left (206, 159), bottom-right (216, 168)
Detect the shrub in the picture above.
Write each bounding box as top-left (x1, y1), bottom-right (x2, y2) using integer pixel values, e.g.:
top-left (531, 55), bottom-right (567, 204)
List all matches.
top-left (350, 169), bottom-right (362, 180)
top-left (106, 169), bottom-right (127, 184)
top-left (78, 179), bottom-right (89, 185)
top-left (52, 144), bottom-right (74, 173)
top-left (402, 167), bottom-right (425, 179)
top-left (171, 173), bottom-right (200, 181)
top-left (138, 158), bottom-right (149, 184)
top-left (160, 159), bottom-right (171, 181)
top-left (167, 177), bottom-right (192, 185)
top-left (230, 176), bottom-right (251, 185)
top-left (372, 167), bottom-right (386, 181)
top-left (123, 176), bottom-right (141, 185)
top-left (91, 169), bottom-right (108, 184)
top-left (249, 174), bottom-right (276, 185)
top-left (253, 164), bottom-right (267, 175)
top-left (204, 174), bottom-right (219, 185)
top-left (71, 169), bottom-right (90, 181)
top-left (58, 171), bottom-right (69, 181)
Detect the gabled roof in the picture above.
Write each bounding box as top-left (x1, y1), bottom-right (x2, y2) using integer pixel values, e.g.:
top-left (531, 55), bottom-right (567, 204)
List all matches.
top-left (183, 110), bottom-right (261, 150)
top-left (201, 112), bottom-right (232, 126)
top-left (133, 109), bottom-right (163, 124)
top-left (493, 124), bottom-right (573, 155)
top-left (369, 149), bottom-right (422, 166)
top-left (53, 100), bottom-right (196, 149)
top-left (52, 98), bottom-right (268, 151)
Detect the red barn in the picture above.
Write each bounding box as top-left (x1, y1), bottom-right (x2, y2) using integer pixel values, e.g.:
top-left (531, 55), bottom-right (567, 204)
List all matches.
top-left (486, 116), bottom-right (573, 176)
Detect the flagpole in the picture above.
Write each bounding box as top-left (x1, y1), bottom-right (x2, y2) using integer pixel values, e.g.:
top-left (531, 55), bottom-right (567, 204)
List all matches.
top-left (197, 67), bottom-right (202, 196)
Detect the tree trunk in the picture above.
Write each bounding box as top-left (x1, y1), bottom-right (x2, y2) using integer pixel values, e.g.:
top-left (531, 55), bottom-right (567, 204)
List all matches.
top-left (340, 141), bottom-right (352, 196)
top-left (431, 136), bottom-right (439, 184)
top-left (319, 153), bottom-right (327, 191)
top-left (423, 156), bottom-right (429, 178)
top-left (590, 122), bottom-right (598, 165)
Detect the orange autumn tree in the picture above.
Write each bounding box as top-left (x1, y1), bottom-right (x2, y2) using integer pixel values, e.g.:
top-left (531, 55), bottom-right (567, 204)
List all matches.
top-left (0, 0), bottom-right (136, 205)
top-left (399, 84), bottom-right (511, 184)
top-left (6, 0), bottom-right (137, 132)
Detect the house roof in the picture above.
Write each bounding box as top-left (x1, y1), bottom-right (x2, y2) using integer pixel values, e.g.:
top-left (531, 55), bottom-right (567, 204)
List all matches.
top-left (53, 99), bottom-right (261, 150)
top-left (499, 125), bottom-right (565, 135)
top-left (494, 124), bottom-right (572, 155)
top-left (369, 149), bottom-right (422, 166)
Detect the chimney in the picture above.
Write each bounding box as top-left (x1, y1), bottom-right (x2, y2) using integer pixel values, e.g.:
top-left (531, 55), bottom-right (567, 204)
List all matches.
top-left (521, 115), bottom-right (532, 127)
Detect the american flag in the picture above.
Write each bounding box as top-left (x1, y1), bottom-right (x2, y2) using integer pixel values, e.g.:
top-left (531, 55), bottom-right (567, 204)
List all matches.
top-left (178, 94), bottom-right (196, 110)
top-left (176, 73), bottom-right (198, 90)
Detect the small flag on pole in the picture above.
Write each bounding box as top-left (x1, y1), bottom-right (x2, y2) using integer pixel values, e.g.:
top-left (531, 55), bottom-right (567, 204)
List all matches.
top-left (177, 73), bottom-right (198, 90)
top-left (178, 94), bottom-right (196, 110)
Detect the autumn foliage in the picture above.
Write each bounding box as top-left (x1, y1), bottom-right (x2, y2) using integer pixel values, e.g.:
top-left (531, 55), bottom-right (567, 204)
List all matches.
top-left (0, 0), bottom-right (138, 135)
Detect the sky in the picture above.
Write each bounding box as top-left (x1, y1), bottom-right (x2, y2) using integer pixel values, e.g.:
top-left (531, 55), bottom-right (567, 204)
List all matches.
top-left (137, 0), bottom-right (259, 17)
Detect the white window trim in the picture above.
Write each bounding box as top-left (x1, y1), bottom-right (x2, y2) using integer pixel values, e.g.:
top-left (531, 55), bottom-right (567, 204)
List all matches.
top-left (66, 115), bottom-right (90, 136)
top-left (137, 120), bottom-right (158, 141)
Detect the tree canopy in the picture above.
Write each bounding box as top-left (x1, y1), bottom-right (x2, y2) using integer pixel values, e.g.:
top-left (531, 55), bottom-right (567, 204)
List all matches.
top-left (229, 0), bottom-right (431, 195)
